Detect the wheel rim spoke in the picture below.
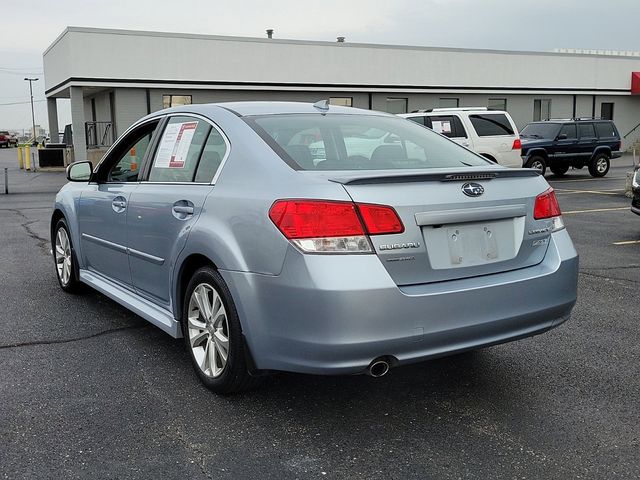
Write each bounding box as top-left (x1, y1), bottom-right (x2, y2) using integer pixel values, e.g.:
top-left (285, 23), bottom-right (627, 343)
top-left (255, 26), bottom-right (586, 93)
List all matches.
top-left (213, 330), bottom-right (229, 362)
top-left (55, 228), bottom-right (72, 286)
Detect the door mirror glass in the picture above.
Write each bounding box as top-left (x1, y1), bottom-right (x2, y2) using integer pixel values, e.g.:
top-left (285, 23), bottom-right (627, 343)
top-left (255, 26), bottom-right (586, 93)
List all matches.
top-left (557, 133), bottom-right (568, 140)
top-left (67, 161), bottom-right (93, 182)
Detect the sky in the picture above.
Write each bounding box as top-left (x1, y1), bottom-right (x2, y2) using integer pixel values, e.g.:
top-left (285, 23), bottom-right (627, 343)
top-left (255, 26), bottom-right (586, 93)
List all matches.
top-left (1, 0), bottom-right (639, 132)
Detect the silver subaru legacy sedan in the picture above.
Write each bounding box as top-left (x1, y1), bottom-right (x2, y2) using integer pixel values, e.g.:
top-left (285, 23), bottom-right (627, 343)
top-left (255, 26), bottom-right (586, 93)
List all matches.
top-left (52, 102), bottom-right (578, 393)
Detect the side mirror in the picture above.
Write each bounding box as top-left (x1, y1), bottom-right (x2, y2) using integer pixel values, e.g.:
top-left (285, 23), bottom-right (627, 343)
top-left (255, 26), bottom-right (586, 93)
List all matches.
top-left (66, 161), bottom-right (93, 182)
top-left (557, 134), bottom-right (568, 140)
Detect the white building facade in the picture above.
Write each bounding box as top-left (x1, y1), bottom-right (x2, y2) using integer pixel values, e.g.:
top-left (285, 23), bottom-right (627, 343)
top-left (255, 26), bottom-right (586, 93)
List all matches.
top-left (43, 27), bottom-right (640, 162)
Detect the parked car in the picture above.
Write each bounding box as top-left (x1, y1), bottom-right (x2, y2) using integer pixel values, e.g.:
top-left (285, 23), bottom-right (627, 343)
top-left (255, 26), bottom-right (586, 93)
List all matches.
top-left (520, 118), bottom-right (622, 177)
top-left (632, 167), bottom-right (640, 216)
top-left (399, 107), bottom-right (522, 168)
top-left (52, 102), bottom-right (578, 394)
top-left (0, 131), bottom-right (16, 147)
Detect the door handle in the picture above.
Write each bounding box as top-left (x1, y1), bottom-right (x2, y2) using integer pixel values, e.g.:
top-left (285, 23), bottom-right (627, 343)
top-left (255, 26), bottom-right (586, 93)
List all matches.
top-left (111, 196), bottom-right (127, 213)
top-left (172, 205), bottom-right (194, 215)
top-left (172, 200), bottom-right (195, 220)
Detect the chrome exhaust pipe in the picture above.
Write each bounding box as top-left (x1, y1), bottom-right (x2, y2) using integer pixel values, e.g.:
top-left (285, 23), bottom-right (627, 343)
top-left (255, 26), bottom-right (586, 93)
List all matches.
top-left (367, 358), bottom-right (390, 377)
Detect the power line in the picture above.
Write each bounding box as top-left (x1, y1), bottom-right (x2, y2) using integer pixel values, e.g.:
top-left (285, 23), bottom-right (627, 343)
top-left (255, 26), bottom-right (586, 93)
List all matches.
top-left (0, 99), bottom-right (46, 107)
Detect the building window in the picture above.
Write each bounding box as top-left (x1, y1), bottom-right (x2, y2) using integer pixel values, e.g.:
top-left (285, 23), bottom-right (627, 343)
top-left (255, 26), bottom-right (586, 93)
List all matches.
top-left (601, 102), bottom-right (614, 120)
top-left (534, 99), bottom-right (552, 121)
top-left (488, 98), bottom-right (507, 111)
top-left (439, 98), bottom-right (459, 108)
top-left (162, 95), bottom-right (192, 109)
top-left (329, 97), bottom-right (353, 107)
top-left (386, 98), bottom-right (408, 114)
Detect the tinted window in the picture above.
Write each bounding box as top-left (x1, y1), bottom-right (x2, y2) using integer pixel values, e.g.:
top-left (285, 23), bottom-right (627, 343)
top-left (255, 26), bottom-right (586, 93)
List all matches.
top-left (386, 98), bottom-right (408, 114)
top-left (148, 116), bottom-right (210, 183)
top-left (595, 122), bottom-right (617, 138)
top-left (406, 116), bottom-right (425, 125)
top-left (106, 122), bottom-right (159, 182)
top-left (469, 114), bottom-right (514, 136)
top-left (426, 115), bottom-right (456, 138)
top-left (578, 123), bottom-right (596, 138)
top-left (601, 103), bottom-right (614, 120)
top-left (249, 114), bottom-right (490, 171)
top-left (488, 98), bottom-right (507, 111)
top-left (558, 124), bottom-right (577, 139)
top-left (521, 123), bottom-right (561, 139)
top-left (194, 128), bottom-right (228, 183)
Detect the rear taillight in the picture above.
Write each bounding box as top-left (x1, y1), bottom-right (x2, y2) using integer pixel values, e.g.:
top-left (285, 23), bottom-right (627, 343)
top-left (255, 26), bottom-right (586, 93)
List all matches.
top-left (534, 188), bottom-right (564, 232)
top-left (269, 200), bottom-right (404, 253)
top-left (512, 138), bottom-right (522, 150)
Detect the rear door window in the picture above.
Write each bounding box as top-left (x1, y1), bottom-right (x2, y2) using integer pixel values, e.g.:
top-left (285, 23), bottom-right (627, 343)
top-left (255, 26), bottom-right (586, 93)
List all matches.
top-left (578, 123), bottom-right (597, 139)
top-left (148, 116), bottom-right (210, 183)
top-left (425, 115), bottom-right (458, 138)
top-left (194, 128), bottom-right (228, 183)
top-left (469, 114), bottom-right (514, 136)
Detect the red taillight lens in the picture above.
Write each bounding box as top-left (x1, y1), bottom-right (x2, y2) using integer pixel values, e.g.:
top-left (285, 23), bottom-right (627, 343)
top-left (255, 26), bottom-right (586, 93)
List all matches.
top-left (512, 138), bottom-right (522, 150)
top-left (269, 200), bottom-right (364, 239)
top-left (357, 203), bottom-right (404, 235)
top-left (534, 188), bottom-right (561, 219)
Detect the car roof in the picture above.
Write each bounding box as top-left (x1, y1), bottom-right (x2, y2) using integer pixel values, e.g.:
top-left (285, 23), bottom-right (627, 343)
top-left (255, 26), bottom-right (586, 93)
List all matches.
top-left (158, 101), bottom-right (391, 118)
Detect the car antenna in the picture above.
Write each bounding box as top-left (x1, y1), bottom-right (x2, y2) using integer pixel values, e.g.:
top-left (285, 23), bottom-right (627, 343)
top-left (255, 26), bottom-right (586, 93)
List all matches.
top-left (313, 99), bottom-right (330, 114)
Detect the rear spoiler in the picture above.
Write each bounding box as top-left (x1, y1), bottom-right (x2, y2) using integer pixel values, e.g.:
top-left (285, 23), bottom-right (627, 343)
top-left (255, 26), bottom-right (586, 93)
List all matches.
top-left (329, 168), bottom-right (540, 185)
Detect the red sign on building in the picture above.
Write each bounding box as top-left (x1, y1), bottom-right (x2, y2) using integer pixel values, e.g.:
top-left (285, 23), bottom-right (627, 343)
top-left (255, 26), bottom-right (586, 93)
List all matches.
top-left (632, 72), bottom-right (640, 94)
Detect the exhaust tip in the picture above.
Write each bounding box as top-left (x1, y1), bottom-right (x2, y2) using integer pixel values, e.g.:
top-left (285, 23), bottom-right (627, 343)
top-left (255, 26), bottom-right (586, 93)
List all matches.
top-left (368, 358), bottom-right (390, 377)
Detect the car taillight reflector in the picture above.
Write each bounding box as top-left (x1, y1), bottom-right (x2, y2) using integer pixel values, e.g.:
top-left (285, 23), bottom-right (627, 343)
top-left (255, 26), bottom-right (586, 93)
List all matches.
top-left (512, 138), bottom-right (522, 150)
top-left (269, 200), bottom-right (364, 239)
top-left (534, 188), bottom-right (562, 220)
top-left (357, 204), bottom-right (404, 235)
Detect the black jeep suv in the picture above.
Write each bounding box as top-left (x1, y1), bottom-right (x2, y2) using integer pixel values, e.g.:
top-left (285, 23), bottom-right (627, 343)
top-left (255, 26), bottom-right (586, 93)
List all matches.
top-left (520, 119), bottom-right (622, 177)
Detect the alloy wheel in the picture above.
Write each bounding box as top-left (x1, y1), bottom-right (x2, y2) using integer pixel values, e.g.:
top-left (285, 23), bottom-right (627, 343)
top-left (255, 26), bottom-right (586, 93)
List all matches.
top-left (55, 228), bottom-right (72, 286)
top-left (187, 283), bottom-right (230, 378)
top-left (596, 157), bottom-right (608, 174)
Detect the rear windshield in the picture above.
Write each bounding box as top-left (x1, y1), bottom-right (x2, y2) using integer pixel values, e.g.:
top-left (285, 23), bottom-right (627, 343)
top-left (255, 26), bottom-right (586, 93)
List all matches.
top-left (520, 123), bottom-right (561, 139)
top-left (247, 114), bottom-right (490, 171)
top-left (468, 114), bottom-right (514, 136)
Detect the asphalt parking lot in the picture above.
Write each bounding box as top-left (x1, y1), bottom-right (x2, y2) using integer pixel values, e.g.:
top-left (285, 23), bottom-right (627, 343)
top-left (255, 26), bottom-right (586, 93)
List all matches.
top-left (1, 148), bottom-right (638, 479)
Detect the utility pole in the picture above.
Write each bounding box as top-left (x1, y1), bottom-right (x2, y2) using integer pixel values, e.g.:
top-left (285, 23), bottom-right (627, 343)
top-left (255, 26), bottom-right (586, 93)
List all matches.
top-left (24, 77), bottom-right (38, 144)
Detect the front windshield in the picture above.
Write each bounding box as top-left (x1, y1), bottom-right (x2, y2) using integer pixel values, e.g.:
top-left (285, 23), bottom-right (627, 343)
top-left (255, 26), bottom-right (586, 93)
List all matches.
top-left (248, 114), bottom-right (491, 171)
top-left (520, 123), bottom-right (561, 139)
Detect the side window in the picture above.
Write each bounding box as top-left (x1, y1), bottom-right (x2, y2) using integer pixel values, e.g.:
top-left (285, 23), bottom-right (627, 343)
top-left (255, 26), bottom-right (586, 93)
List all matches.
top-left (468, 114), bottom-right (514, 136)
top-left (148, 116), bottom-right (210, 183)
top-left (558, 124), bottom-right (577, 139)
top-left (407, 116), bottom-right (425, 126)
top-left (106, 122), bottom-right (159, 183)
top-left (595, 122), bottom-right (616, 138)
top-left (578, 123), bottom-right (596, 139)
top-left (194, 128), bottom-right (228, 183)
top-left (452, 116), bottom-right (468, 138)
top-left (428, 116), bottom-right (456, 138)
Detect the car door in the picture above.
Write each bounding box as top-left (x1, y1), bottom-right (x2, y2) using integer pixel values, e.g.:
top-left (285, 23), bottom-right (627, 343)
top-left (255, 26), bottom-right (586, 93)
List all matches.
top-left (126, 115), bottom-right (228, 307)
top-left (76, 119), bottom-right (161, 288)
top-left (552, 123), bottom-right (578, 160)
top-left (577, 123), bottom-right (598, 158)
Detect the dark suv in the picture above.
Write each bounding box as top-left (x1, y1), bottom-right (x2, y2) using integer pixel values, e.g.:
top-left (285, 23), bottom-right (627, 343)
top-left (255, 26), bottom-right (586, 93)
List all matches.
top-left (520, 119), bottom-right (622, 177)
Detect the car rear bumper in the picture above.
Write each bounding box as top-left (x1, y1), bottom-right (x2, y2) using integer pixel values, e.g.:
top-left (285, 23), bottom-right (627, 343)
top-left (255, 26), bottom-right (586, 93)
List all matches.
top-left (222, 229), bottom-right (578, 375)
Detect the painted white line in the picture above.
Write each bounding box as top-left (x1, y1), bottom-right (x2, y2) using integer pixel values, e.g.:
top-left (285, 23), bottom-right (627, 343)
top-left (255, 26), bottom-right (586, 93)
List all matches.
top-left (562, 206), bottom-right (629, 215)
top-left (555, 189), bottom-right (624, 196)
top-left (613, 240), bottom-right (640, 246)
top-left (549, 177), bottom-right (625, 183)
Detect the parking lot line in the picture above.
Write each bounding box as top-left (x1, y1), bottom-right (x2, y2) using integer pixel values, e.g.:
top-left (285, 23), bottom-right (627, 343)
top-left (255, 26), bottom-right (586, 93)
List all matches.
top-left (555, 188), bottom-right (624, 196)
top-left (562, 206), bottom-right (629, 215)
top-left (548, 177), bottom-right (625, 183)
top-left (613, 239), bottom-right (640, 246)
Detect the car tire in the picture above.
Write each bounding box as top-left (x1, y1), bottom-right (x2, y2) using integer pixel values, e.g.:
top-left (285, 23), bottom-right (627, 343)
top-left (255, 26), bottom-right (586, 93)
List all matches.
top-left (588, 153), bottom-right (610, 177)
top-left (525, 155), bottom-right (547, 175)
top-left (182, 266), bottom-right (262, 394)
top-left (550, 165), bottom-right (569, 176)
top-left (53, 218), bottom-right (83, 293)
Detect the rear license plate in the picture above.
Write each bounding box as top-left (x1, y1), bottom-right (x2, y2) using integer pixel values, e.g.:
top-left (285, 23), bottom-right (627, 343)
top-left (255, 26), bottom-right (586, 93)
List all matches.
top-left (423, 218), bottom-right (523, 269)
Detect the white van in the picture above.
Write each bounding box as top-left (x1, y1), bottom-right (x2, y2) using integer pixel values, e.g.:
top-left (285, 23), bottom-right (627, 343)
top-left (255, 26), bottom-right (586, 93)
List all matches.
top-left (399, 108), bottom-right (522, 168)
